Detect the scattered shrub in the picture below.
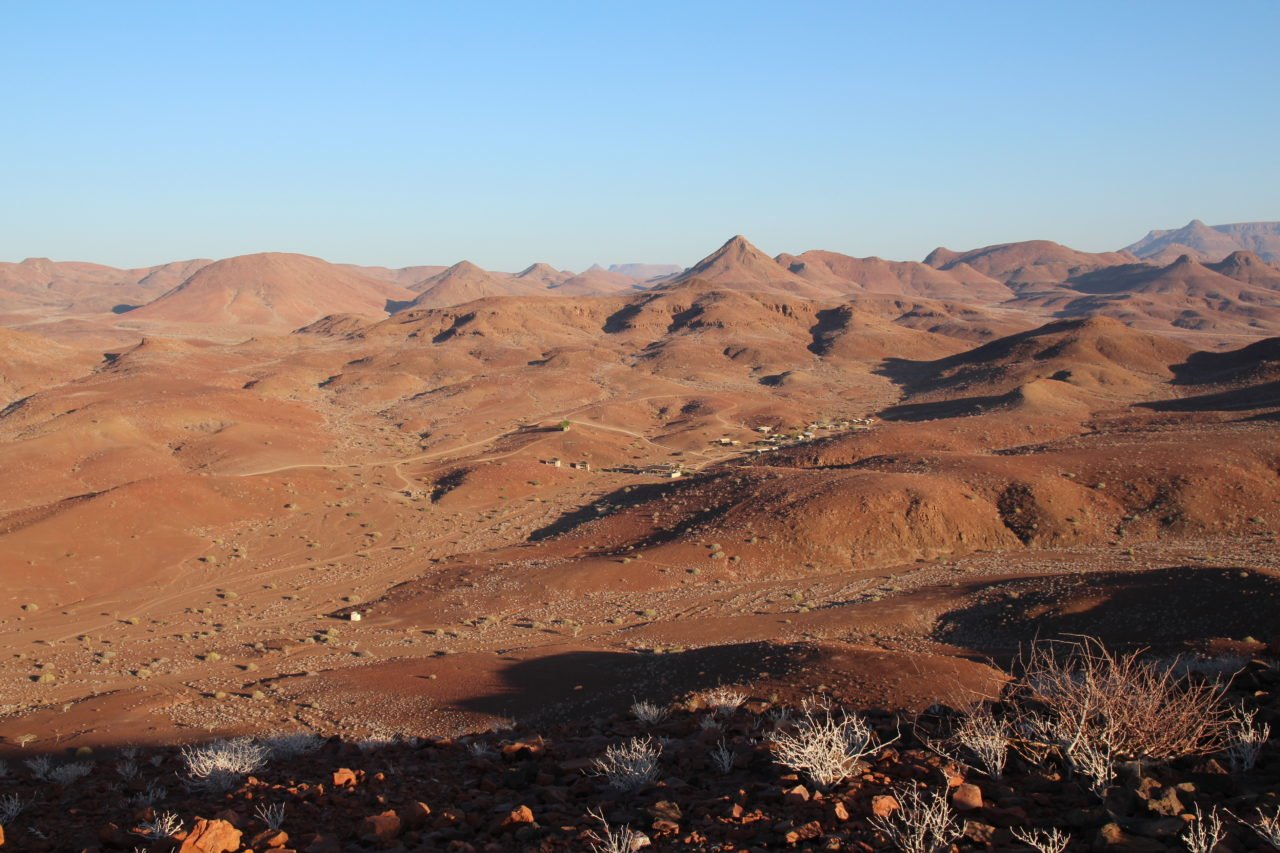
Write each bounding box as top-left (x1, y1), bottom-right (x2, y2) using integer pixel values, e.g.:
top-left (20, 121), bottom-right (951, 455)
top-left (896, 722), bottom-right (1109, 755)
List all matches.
top-left (590, 736), bottom-right (662, 792)
top-left (870, 784), bottom-right (961, 853)
top-left (181, 737), bottom-right (269, 791)
top-left (769, 698), bottom-right (887, 788)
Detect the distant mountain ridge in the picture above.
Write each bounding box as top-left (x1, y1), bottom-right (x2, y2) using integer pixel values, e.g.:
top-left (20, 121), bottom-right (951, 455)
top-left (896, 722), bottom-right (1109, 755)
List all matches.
top-left (1124, 220), bottom-right (1280, 264)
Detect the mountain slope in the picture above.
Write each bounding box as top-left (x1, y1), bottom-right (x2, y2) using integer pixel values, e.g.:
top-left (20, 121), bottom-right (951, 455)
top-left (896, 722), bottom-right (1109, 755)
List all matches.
top-left (924, 240), bottom-right (1132, 288)
top-left (1125, 220), bottom-right (1280, 264)
top-left (128, 253), bottom-right (414, 327)
top-left (778, 249), bottom-right (1012, 301)
top-left (406, 261), bottom-right (544, 309)
top-left (662, 235), bottom-right (837, 298)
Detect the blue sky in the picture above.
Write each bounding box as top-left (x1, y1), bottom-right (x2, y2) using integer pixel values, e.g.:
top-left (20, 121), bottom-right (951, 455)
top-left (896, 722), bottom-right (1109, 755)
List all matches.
top-left (2, 2), bottom-right (1277, 270)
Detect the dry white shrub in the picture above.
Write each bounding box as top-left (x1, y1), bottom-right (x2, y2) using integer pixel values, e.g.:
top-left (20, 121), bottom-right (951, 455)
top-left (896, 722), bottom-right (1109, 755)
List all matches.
top-left (1224, 706), bottom-right (1270, 773)
top-left (263, 731), bottom-right (324, 759)
top-left (126, 780), bottom-right (168, 808)
top-left (585, 807), bottom-right (651, 852)
top-left (630, 700), bottom-right (669, 725)
top-left (24, 755), bottom-right (52, 780)
top-left (0, 793), bottom-right (25, 823)
top-left (590, 736), bottom-right (662, 792)
top-left (1183, 804), bottom-right (1224, 853)
top-left (698, 686), bottom-right (747, 717)
top-left (1245, 805), bottom-right (1280, 847)
top-left (1011, 826), bottom-right (1070, 853)
top-left (49, 761), bottom-right (94, 785)
top-left (769, 697), bottom-right (887, 787)
top-left (870, 785), bottom-right (961, 853)
top-left (708, 739), bottom-right (736, 774)
top-left (180, 737), bottom-right (268, 791)
top-left (255, 802), bottom-right (286, 830)
top-left (139, 811), bottom-right (183, 840)
top-left (1014, 637), bottom-right (1229, 764)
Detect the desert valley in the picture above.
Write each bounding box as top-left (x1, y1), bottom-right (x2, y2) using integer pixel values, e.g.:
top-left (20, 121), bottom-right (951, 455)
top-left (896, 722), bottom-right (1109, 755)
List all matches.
top-left (0, 219), bottom-right (1277, 851)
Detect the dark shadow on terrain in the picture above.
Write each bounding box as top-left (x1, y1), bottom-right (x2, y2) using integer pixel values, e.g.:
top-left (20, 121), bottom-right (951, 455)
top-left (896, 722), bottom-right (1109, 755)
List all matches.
top-left (110, 303), bottom-right (140, 314)
top-left (933, 566), bottom-right (1280, 660)
top-left (1169, 338), bottom-right (1280, 385)
top-left (602, 300), bottom-right (645, 334)
top-left (527, 479), bottom-right (690, 542)
top-left (807, 307), bottom-right (849, 356)
top-left (872, 356), bottom-right (933, 390)
top-left (384, 297), bottom-right (415, 314)
top-left (457, 642), bottom-right (805, 723)
top-left (1138, 380), bottom-right (1280, 412)
top-left (878, 393), bottom-right (1009, 421)
top-left (1062, 264), bottom-right (1163, 295)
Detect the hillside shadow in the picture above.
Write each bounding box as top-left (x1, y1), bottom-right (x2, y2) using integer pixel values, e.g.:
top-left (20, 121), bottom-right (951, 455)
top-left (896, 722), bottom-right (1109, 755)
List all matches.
top-left (457, 642), bottom-right (794, 723)
top-left (110, 303), bottom-right (140, 314)
top-left (878, 393), bottom-right (1009, 421)
top-left (933, 566), bottom-right (1280, 659)
top-left (384, 297), bottom-right (416, 314)
top-left (527, 479), bottom-right (687, 542)
top-left (1139, 380), bottom-right (1280, 413)
top-left (872, 356), bottom-right (935, 391)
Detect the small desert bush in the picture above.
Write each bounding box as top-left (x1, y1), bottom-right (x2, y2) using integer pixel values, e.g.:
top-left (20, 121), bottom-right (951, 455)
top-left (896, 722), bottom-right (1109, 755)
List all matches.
top-left (769, 697), bottom-right (887, 787)
top-left (1224, 706), bottom-right (1270, 773)
top-left (139, 811), bottom-right (184, 840)
top-left (585, 807), bottom-right (649, 853)
top-left (1245, 805), bottom-right (1280, 847)
top-left (1011, 827), bottom-right (1070, 853)
top-left (870, 784), bottom-right (961, 853)
top-left (263, 731), bottom-right (324, 759)
top-left (181, 737), bottom-right (269, 791)
top-left (49, 761), bottom-right (94, 785)
top-left (590, 735), bottom-right (662, 792)
top-left (708, 738), bottom-right (736, 774)
top-left (1011, 636), bottom-right (1230, 764)
top-left (255, 802), bottom-right (286, 830)
top-left (697, 686), bottom-right (747, 717)
top-left (1183, 805), bottom-right (1224, 853)
top-left (630, 699), bottom-right (669, 725)
top-left (0, 792), bottom-right (25, 823)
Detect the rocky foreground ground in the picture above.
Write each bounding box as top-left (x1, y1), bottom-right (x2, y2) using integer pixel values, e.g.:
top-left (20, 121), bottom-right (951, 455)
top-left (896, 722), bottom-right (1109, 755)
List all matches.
top-left (1, 646), bottom-right (1277, 853)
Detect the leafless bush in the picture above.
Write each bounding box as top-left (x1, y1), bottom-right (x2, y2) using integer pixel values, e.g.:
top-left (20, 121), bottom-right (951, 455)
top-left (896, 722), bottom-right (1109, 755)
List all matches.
top-left (263, 732), bottom-right (324, 759)
top-left (585, 807), bottom-right (651, 852)
top-left (125, 780), bottom-right (167, 809)
top-left (138, 811), bottom-right (183, 840)
top-left (1012, 637), bottom-right (1229, 763)
top-left (697, 686), bottom-right (747, 717)
top-left (769, 697), bottom-right (889, 787)
top-left (49, 761), bottom-right (93, 785)
top-left (924, 703), bottom-right (1009, 778)
top-left (708, 739), bottom-right (736, 774)
top-left (698, 716), bottom-right (722, 732)
top-left (870, 784), bottom-right (961, 853)
top-left (180, 737), bottom-right (268, 791)
top-left (1183, 804), bottom-right (1224, 853)
top-left (1244, 805), bottom-right (1280, 847)
top-left (1224, 706), bottom-right (1270, 774)
top-left (24, 755), bottom-right (52, 780)
top-left (590, 736), bottom-right (662, 792)
top-left (255, 802), bottom-right (286, 830)
top-left (630, 700), bottom-right (669, 725)
top-left (116, 758), bottom-right (139, 781)
top-left (466, 741), bottom-right (496, 759)
top-left (0, 793), bottom-right (25, 823)
top-left (954, 704), bottom-right (1009, 778)
top-left (1011, 826), bottom-right (1070, 853)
